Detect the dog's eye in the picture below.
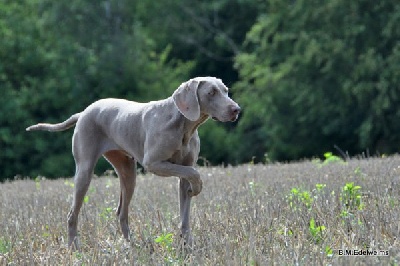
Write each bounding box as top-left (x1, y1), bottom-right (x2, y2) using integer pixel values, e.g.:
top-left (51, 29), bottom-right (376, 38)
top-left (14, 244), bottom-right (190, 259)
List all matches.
top-left (209, 88), bottom-right (217, 96)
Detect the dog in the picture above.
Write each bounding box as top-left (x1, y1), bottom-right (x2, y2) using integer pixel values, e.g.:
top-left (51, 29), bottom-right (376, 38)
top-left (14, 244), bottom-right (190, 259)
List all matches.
top-left (26, 76), bottom-right (241, 248)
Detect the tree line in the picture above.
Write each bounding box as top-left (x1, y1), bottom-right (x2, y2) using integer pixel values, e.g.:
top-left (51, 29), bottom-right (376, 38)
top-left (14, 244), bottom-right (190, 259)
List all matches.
top-left (1, 0), bottom-right (399, 179)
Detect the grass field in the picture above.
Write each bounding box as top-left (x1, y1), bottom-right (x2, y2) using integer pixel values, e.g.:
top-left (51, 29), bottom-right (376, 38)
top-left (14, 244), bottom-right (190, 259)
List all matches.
top-left (1, 155), bottom-right (400, 265)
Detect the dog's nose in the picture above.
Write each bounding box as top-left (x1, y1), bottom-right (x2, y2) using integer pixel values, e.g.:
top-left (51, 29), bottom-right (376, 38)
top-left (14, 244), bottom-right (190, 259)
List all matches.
top-left (231, 105), bottom-right (241, 115)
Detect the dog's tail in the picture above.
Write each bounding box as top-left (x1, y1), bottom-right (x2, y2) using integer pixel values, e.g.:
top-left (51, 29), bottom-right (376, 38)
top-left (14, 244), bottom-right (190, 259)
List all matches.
top-left (26, 113), bottom-right (81, 132)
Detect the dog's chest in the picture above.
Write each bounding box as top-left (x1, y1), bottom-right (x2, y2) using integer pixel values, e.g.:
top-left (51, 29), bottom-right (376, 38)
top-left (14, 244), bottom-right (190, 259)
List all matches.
top-left (169, 135), bottom-right (199, 165)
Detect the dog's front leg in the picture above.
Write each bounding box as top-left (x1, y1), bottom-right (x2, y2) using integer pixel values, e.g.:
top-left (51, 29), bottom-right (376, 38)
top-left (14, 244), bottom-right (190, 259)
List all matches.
top-left (144, 161), bottom-right (202, 246)
top-left (144, 161), bottom-right (203, 196)
top-left (179, 177), bottom-right (193, 246)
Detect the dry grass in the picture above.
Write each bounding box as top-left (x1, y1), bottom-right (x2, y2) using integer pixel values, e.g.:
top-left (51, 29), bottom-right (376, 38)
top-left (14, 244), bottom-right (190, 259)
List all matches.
top-left (1, 156), bottom-right (400, 265)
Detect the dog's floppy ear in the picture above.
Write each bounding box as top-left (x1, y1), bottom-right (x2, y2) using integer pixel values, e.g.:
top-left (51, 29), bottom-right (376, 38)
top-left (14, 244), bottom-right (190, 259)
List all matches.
top-left (173, 79), bottom-right (202, 121)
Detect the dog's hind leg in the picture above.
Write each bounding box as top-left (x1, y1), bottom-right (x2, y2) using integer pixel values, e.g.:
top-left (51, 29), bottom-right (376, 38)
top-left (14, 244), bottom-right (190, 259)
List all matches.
top-left (67, 160), bottom-right (97, 249)
top-left (67, 131), bottom-right (102, 249)
top-left (103, 150), bottom-right (137, 241)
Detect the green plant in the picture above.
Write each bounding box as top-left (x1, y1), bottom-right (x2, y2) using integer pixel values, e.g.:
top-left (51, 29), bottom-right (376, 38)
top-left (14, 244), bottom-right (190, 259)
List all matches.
top-left (248, 181), bottom-right (259, 196)
top-left (340, 209), bottom-right (350, 218)
top-left (277, 226), bottom-right (293, 237)
top-left (322, 152), bottom-right (344, 165)
top-left (264, 153), bottom-right (271, 163)
top-left (287, 187), bottom-right (313, 210)
top-left (0, 237), bottom-right (11, 254)
top-left (353, 167), bottom-right (367, 178)
top-left (155, 233), bottom-right (173, 247)
top-left (155, 232), bottom-right (180, 264)
top-left (42, 224), bottom-right (51, 238)
top-left (312, 183), bottom-right (327, 201)
top-left (83, 187), bottom-right (96, 204)
top-left (315, 183), bottom-right (326, 192)
top-left (64, 180), bottom-right (74, 188)
top-left (309, 218), bottom-right (326, 244)
top-left (100, 207), bottom-right (113, 221)
top-left (325, 246), bottom-right (333, 257)
top-left (35, 176), bottom-right (42, 190)
top-left (74, 251), bottom-right (84, 263)
top-left (340, 182), bottom-right (363, 211)
top-left (83, 195), bottom-right (89, 203)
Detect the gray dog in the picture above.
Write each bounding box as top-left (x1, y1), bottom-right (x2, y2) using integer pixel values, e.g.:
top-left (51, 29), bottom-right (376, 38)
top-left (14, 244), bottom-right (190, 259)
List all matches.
top-left (26, 76), bottom-right (241, 248)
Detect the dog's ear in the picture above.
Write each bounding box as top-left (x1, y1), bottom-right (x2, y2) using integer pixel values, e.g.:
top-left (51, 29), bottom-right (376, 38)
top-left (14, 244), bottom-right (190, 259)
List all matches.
top-left (173, 79), bottom-right (202, 121)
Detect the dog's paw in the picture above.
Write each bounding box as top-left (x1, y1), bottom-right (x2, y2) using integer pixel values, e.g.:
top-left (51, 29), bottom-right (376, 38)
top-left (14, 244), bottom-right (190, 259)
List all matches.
top-left (188, 179), bottom-right (202, 197)
top-left (180, 232), bottom-right (193, 249)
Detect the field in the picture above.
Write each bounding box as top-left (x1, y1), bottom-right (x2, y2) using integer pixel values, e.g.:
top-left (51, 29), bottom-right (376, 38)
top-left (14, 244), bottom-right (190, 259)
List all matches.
top-left (1, 156), bottom-right (400, 265)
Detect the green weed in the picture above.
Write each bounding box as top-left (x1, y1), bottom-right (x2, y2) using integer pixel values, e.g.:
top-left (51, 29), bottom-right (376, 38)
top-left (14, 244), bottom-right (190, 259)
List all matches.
top-left (325, 246), bottom-right (333, 257)
top-left (155, 232), bottom-right (173, 248)
top-left (0, 237), bottom-right (11, 254)
top-left (155, 232), bottom-right (181, 264)
top-left (315, 183), bottom-right (326, 192)
top-left (287, 187), bottom-right (313, 210)
top-left (64, 180), bottom-right (74, 188)
top-left (340, 182), bottom-right (363, 211)
top-left (83, 195), bottom-right (89, 203)
top-left (309, 218), bottom-right (325, 244)
top-left (315, 152), bottom-right (345, 167)
top-left (34, 176), bottom-right (43, 190)
top-left (100, 207), bottom-right (113, 221)
top-left (277, 226), bottom-right (293, 237)
top-left (248, 181), bottom-right (259, 196)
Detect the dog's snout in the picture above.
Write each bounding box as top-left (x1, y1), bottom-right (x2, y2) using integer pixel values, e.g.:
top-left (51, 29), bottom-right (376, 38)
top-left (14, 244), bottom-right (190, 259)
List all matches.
top-left (228, 104), bottom-right (241, 122)
top-left (230, 104), bottom-right (241, 115)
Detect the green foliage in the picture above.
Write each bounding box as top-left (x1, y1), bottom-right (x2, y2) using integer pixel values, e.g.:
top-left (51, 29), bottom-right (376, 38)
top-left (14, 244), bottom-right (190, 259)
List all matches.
top-left (314, 152), bottom-right (346, 168)
top-left (135, 0), bottom-right (260, 82)
top-left (287, 187), bottom-right (313, 210)
top-left (248, 181), bottom-right (259, 196)
top-left (100, 207), bottom-right (113, 221)
top-left (287, 183), bottom-right (327, 210)
top-left (340, 182), bottom-right (363, 212)
top-left (0, 237), bottom-right (12, 255)
top-left (64, 180), bottom-right (74, 188)
top-left (322, 152), bottom-right (343, 165)
top-left (155, 232), bottom-right (180, 264)
top-left (325, 246), bottom-right (333, 257)
top-left (154, 233), bottom-right (174, 247)
top-left (285, 181), bottom-right (365, 247)
top-left (315, 183), bottom-right (326, 192)
top-left (83, 195), bottom-right (89, 204)
top-left (235, 0), bottom-right (400, 162)
top-left (0, 0), bottom-right (194, 179)
top-left (198, 122), bottom-right (239, 165)
top-left (309, 218), bottom-right (326, 244)
top-left (2, 0), bottom-right (400, 179)
top-left (34, 176), bottom-right (42, 190)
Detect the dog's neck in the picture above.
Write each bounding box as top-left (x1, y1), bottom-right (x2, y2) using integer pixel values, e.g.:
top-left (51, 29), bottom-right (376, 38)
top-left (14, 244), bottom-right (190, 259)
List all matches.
top-left (182, 113), bottom-right (209, 145)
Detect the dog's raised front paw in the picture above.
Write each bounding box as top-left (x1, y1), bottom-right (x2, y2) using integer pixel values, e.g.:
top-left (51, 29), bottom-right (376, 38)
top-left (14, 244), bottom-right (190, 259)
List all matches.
top-left (188, 179), bottom-right (202, 197)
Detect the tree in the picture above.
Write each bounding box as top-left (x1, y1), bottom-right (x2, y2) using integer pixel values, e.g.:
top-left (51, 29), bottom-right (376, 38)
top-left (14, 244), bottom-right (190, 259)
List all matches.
top-left (0, 0), bottom-right (193, 179)
top-left (234, 0), bottom-right (400, 161)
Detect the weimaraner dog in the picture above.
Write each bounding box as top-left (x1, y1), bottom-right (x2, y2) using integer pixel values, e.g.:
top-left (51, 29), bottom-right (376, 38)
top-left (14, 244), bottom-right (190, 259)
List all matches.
top-left (26, 76), bottom-right (240, 249)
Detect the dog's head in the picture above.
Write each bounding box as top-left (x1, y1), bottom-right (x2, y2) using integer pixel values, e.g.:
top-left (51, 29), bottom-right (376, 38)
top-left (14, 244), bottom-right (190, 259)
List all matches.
top-left (173, 77), bottom-right (241, 122)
